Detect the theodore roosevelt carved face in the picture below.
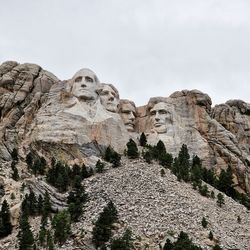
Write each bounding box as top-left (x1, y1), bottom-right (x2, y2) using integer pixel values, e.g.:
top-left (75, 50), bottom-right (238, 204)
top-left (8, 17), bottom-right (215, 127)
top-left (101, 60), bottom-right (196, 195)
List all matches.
top-left (99, 84), bottom-right (119, 112)
top-left (119, 100), bottom-right (136, 132)
top-left (70, 68), bottom-right (100, 101)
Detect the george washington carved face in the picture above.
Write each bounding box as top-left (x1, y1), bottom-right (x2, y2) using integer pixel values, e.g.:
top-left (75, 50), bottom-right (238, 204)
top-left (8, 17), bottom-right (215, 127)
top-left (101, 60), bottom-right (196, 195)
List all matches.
top-left (70, 68), bottom-right (100, 101)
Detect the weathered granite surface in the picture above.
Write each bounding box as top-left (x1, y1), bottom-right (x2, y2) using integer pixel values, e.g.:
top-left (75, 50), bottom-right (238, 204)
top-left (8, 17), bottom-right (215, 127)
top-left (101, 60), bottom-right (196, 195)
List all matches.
top-left (0, 61), bottom-right (249, 194)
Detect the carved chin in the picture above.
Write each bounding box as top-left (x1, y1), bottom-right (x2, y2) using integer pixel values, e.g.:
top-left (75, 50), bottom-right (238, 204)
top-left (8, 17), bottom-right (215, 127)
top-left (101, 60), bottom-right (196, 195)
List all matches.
top-left (76, 92), bottom-right (97, 101)
top-left (125, 123), bottom-right (135, 132)
top-left (154, 125), bottom-right (167, 134)
top-left (105, 104), bottom-right (118, 113)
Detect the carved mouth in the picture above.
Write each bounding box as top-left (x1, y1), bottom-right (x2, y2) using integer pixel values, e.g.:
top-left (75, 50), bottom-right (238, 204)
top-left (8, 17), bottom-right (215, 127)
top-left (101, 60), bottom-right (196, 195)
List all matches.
top-left (125, 123), bottom-right (134, 128)
top-left (154, 123), bottom-right (164, 127)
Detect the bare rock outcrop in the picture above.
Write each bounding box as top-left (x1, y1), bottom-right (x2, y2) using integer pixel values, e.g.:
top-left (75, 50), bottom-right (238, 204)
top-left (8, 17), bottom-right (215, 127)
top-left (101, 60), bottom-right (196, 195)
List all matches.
top-left (0, 61), bottom-right (249, 194)
top-left (0, 61), bottom-right (59, 161)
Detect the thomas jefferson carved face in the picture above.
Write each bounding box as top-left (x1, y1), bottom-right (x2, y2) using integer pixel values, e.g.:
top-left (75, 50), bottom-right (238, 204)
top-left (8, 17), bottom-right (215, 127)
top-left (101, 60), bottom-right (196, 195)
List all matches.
top-left (71, 69), bottom-right (99, 101)
top-left (150, 102), bottom-right (172, 134)
top-left (99, 84), bottom-right (119, 112)
top-left (119, 101), bottom-right (136, 132)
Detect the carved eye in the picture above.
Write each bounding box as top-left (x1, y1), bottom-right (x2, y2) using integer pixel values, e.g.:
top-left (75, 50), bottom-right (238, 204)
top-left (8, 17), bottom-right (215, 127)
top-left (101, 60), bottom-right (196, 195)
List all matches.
top-left (85, 76), bottom-right (93, 83)
top-left (150, 111), bottom-right (156, 116)
top-left (101, 91), bottom-right (109, 96)
top-left (122, 110), bottom-right (130, 114)
top-left (159, 110), bottom-right (167, 115)
top-left (75, 76), bottom-right (82, 82)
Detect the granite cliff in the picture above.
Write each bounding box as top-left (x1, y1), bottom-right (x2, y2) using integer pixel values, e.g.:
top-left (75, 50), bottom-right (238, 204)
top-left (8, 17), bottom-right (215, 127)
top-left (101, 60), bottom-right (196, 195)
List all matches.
top-left (0, 61), bottom-right (249, 193)
top-left (0, 61), bottom-right (250, 249)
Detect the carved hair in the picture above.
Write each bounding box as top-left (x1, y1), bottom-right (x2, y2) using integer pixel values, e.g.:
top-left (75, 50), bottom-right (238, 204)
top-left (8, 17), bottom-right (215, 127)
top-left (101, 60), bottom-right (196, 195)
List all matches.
top-left (146, 97), bottom-right (168, 114)
top-left (118, 99), bottom-right (136, 114)
top-left (97, 83), bottom-right (120, 99)
top-left (68, 68), bottom-right (100, 89)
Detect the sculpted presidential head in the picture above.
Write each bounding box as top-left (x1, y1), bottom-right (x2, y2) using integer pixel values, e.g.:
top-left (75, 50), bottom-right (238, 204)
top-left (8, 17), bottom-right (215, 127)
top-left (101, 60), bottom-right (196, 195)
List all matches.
top-left (119, 99), bottom-right (137, 132)
top-left (147, 98), bottom-right (173, 134)
top-left (69, 68), bottom-right (100, 101)
top-left (98, 83), bottom-right (119, 112)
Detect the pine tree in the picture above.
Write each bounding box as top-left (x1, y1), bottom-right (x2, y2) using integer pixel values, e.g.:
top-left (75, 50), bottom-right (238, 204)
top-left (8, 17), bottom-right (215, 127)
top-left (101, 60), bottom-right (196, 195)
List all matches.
top-left (39, 156), bottom-right (47, 175)
top-left (11, 148), bottom-right (18, 161)
top-left (161, 169), bottom-right (165, 177)
top-left (104, 146), bottom-right (121, 167)
top-left (0, 200), bottom-right (12, 238)
top-left (110, 229), bottom-right (133, 250)
top-left (159, 153), bottom-right (173, 168)
top-left (42, 191), bottom-right (52, 222)
top-left (96, 160), bottom-right (105, 173)
top-left (139, 132), bottom-right (147, 147)
top-left (38, 222), bottom-right (47, 247)
top-left (111, 151), bottom-right (121, 168)
top-left (47, 230), bottom-right (54, 250)
top-left (11, 161), bottom-right (19, 181)
top-left (104, 146), bottom-right (113, 162)
top-left (143, 151), bottom-right (152, 164)
top-left (217, 166), bottom-right (235, 197)
top-left (163, 239), bottom-right (173, 250)
top-left (191, 155), bottom-right (202, 183)
top-left (237, 215), bottom-right (241, 223)
top-left (18, 215), bottom-right (34, 250)
top-left (174, 231), bottom-right (202, 250)
top-left (67, 179), bottom-right (88, 222)
top-left (126, 139), bottom-right (139, 159)
top-left (209, 231), bottom-right (213, 240)
top-left (92, 201), bottom-right (118, 248)
top-left (210, 191), bottom-right (215, 199)
top-left (172, 157), bottom-right (180, 177)
top-left (52, 210), bottom-right (71, 245)
top-left (178, 144), bottom-right (190, 182)
top-left (202, 217), bottom-right (208, 228)
top-left (26, 152), bottom-right (33, 169)
top-left (37, 195), bottom-right (44, 215)
top-left (156, 140), bottom-right (166, 158)
top-left (199, 184), bottom-right (209, 197)
top-left (213, 244), bottom-right (223, 250)
top-left (28, 191), bottom-right (37, 216)
top-left (81, 163), bottom-right (90, 179)
top-left (217, 193), bottom-right (225, 207)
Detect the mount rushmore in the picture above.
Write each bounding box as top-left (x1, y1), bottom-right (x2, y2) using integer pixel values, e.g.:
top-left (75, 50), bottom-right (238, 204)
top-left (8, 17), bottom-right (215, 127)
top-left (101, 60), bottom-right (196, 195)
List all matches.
top-left (0, 61), bottom-right (249, 194)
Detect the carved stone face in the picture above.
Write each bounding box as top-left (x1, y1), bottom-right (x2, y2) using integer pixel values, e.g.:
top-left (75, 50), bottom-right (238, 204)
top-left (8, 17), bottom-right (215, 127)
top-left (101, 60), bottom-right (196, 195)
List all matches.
top-left (100, 85), bottom-right (119, 112)
top-left (71, 69), bottom-right (99, 101)
top-left (119, 102), bottom-right (136, 132)
top-left (150, 102), bottom-right (172, 134)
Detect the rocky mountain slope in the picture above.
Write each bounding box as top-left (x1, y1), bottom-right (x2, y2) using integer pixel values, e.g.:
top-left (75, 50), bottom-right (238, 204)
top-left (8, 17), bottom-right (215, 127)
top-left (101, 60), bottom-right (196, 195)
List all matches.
top-left (1, 158), bottom-right (250, 250)
top-left (0, 60), bottom-right (249, 249)
top-left (81, 158), bottom-right (250, 250)
top-left (0, 61), bottom-right (249, 194)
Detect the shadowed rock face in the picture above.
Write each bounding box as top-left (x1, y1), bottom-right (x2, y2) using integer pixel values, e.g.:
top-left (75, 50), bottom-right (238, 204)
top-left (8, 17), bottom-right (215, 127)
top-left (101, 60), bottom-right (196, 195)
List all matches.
top-left (98, 83), bottom-right (119, 113)
top-left (0, 61), bottom-right (249, 194)
top-left (118, 99), bottom-right (137, 132)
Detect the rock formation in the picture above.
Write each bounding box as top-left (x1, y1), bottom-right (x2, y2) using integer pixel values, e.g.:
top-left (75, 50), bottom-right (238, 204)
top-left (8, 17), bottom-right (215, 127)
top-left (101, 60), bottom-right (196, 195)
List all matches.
top-left (0, 61), bottom-right (249, 194)
top-left (0, 60), bottom-right (250, 250)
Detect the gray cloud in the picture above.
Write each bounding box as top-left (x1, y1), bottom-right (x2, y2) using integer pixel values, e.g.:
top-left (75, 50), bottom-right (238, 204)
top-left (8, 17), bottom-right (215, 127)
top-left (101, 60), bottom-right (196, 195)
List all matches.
top-left (1, 0), bottom-right (250, 106)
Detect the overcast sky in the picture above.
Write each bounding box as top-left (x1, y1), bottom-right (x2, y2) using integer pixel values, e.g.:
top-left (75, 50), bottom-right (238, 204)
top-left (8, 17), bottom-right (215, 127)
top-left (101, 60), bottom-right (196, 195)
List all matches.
top-left (1, 0), bottom-right (250, 106)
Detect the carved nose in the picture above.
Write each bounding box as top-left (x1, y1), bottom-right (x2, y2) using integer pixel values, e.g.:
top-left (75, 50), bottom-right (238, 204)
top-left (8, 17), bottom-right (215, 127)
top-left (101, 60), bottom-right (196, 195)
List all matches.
top-left (129, 113), bottom-right (135, 121)
top-left (109, 96), bottom-right (114, 101)
top-left (81, 84), bottom-right (86, 88)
